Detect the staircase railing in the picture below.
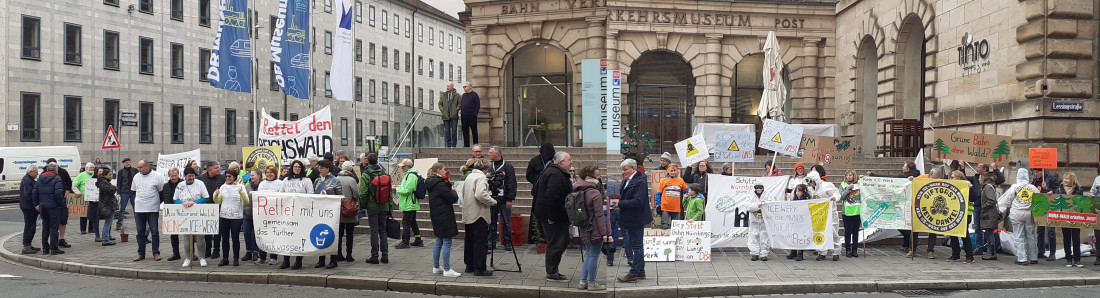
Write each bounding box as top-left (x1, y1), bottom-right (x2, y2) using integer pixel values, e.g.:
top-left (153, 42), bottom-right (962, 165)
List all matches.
top-left (387, 111), bottom-right (423, 166)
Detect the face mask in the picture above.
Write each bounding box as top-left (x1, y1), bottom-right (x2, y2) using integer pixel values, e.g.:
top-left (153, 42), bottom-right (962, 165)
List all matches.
top-left (754, 188), bottom-right (764, 195)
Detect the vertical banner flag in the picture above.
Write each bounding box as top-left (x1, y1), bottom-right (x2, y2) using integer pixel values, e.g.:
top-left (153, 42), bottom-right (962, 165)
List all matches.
top-left (271, 0), bottom-right (311, 99)
top-left (243, 146), bottom-right (283, 173)
top-left (330, 0), bottom-right (354, 101)
top-left (713, 131), bottom-right (756, 162)
top-left (706, 174), bottom-right (790, 248)
top-left (581, 59), bottom-right (608, 145)
top-left (671, 220), bottom-right (712, 262)
top-left (606, 70), bottom-right (622, 152)
top-left (759, 119), bottom-right (804, 156)
top-left (259, 107), bottom-right (333, 161)
top-left (156, 149), bottom-right (202, 178)
top-left (674, 135), bottom-right (710, 167)
top-left (253, 192), bottom-right (343, 256)
top-left (160, 205), bottom-right (220, 235)
top-left (208, 0), bottom-right (252, 92)
top-left (911, 178), bottom-right (970, 237)
top-left (859, 177), bottom-right (913, 229)
top-left (762, 198), bottom-right (836, 250)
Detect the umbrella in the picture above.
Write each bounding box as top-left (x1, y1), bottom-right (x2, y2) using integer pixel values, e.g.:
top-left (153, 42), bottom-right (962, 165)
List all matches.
top-left (757, 31), bottom-right (788, 123)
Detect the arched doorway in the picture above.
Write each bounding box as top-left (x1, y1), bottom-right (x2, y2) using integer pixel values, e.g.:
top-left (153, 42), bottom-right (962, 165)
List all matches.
top-left (628, 51), bottom-right (694, 154)
top-left (418, 126), bottom-right (434, 148)
top-left (504, 43), bottom-right (572, 147)
top-left (732, 53), bottom-right (790, 129)
top-left (856, 37), bottom-right (879, 156)
top-left (897, 16), bottom-right (926, 121)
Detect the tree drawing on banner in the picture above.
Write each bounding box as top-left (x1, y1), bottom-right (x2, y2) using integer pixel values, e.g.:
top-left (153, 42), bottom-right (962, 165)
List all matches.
top-left (1071, 196), bottom-right (1092, 214)
top-left (622, 124), bottom-right (655, 163)
top-left (933, 138), bottom-right (950, 158)
top-left (1031, 194), bottom-right (1050, 217)
top-left (663, 248), bottom-right (673, 261)
top-left (1090, 197), bottom-right (1100, 214)
top-left (713, 194), bottom-right (739, 225)
top-left (991, 140), bottom-right (1011, 162)
top-left (1051, 196), bottom-right (1073, 212)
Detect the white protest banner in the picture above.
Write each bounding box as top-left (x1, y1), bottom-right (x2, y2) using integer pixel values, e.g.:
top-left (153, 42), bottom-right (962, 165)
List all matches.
top-left (671, 220), bottom-right (712, 262)
top-left (706, 174), bottom-right (789, 248)
top-left (259, 106), bottom-right (333, 161)
top-left (758, 119), bottom-right (804, 156)
top-left (762, 198), bottom-right (835, 250)
top-left (713, 132), bottom-right (756, 162)
top-left (859, 177), bottom-right (913, 229)
top-left (253, 192), bottom-right (342, 257)
top-left (156, 149), bottom-right (201, 178)
top-left (643, 236), bottom-right (677, 262)
top-left (674, 135), bottom-right (709, 167)
top-left (160, 205), bottom-right (220, 235)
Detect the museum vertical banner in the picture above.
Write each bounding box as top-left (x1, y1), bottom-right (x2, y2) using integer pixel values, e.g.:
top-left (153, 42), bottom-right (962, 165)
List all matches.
top-left (606, 69), bottom-right (622, 152)
top-left (581, 59), bottom-right (607, 146)
top-left (208, 0), bottom-right (252, 92)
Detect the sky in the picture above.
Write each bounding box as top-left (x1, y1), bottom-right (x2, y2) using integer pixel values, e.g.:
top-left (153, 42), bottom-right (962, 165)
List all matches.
top-left (419, 0), bottom-right (466, 19)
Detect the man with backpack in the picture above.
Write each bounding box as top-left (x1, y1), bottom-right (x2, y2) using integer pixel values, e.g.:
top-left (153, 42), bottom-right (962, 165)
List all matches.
top-left (358, 153), bottom-right (392, 264)
top-left (488, 146), bottom-right (517, 251)
top-left (533, 151), bottom-right (573, 282)
top-left (395, 159), bottom-right (425, 249)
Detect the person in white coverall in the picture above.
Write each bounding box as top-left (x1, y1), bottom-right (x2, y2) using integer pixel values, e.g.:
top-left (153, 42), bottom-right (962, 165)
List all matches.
top-left (807, 170), bottom-right (843, 261)
top-left (746, 184), bottom-right (770, 261)
top-left (998, 168), bottom-right (1040, 265)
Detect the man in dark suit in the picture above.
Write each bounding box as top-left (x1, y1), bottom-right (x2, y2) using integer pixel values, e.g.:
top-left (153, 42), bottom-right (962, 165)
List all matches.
top-left (616, 158), bottom-right (652, 283)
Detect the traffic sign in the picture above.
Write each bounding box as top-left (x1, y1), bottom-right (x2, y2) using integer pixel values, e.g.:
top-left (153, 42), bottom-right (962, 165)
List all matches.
top-left (102, 125), bottom-right (121, 149)
top-left (121, 120), bottom-right (139, 127)
top-left (121, 112), bottom-right (137, 118)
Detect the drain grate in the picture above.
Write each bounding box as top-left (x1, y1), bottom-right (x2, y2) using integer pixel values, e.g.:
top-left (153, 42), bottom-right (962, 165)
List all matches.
top-left (893, 289), bottom-right (939, 297)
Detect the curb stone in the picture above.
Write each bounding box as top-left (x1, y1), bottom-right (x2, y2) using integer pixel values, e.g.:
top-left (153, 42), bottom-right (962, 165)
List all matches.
top-left (676, 284), bottom-right (736, 297)
top-left (326, 275), bottom-right (388, 291)
top-left (140, 269), bottom-right (208, 282)
top-left (387, 279), bottom-right (435, 294)
top-left (614, 285), bottom-right (676, 298)
top-left (434, 281), bottom-right (539, 297)
top-left (738, 282), bottom-right (815, 295)
top-left (877, 279), bottom-right (968, 291)
top-left (963, 278), bottom-right (1024, 290)
top-left (1023, 277), bottom-right (1085, 288)
top-left (540, 286), bottom-right (604, 298)
top-left (813, 281), bottom-right (877, 293)
top-left (268, 273), bottom-right (327, 287)
top-left (209, 271), bottom-right (270, 284)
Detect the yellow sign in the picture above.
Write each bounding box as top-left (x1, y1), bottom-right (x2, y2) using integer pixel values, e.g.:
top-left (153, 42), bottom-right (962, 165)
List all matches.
top-left (1018, 188), bottom-right (1033, 203)
top-left (808, 201), bottom-right (830, 244)
top-left (685, 141), bottom-right (699, 156)
top-left (911, 178), bottom-right (969, 237)
top-left (771, 132), bottom-right (782, 143)
top-left (728, 140), bottom-right (740, 151)
top-left (242, 146), bottom-right (283, 173)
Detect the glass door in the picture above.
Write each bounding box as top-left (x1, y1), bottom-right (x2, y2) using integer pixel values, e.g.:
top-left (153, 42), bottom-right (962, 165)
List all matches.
top-left (633, 85), bottom-right (691, 155)
top-left (514, 75), bottom-right (570, 147)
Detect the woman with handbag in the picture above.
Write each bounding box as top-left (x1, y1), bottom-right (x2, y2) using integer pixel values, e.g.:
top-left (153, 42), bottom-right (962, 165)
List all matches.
top-left (427, 163), bottom-right (461, 277)
top-left (335, 161), bottom-right (360, 263)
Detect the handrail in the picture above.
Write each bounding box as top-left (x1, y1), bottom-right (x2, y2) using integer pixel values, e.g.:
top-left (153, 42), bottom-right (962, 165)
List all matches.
top-left (387, 111), bottom-right (423, 166)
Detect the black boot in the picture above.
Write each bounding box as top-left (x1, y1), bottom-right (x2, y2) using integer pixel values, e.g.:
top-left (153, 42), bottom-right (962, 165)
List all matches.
top-left (315, 257), bottom-right (326, 268)
top-left (326, 257), bottom-right (339, 269)
top-left (786, 251), bottom-right (797, 259)
top-left (280, 256), bottom-right (291, 269)
top-left (852, 246), bottom-right (859, 258)
top-left (218, 259), bottom-right (229, 266)
top-left (795, 251), bottom-right (804, 261)
top-left (411, 237), bottom-right (424, 247)
top-left (241, 252), bottom-right (254, 262)
top-left (291, 257), bottom-right (303, 270)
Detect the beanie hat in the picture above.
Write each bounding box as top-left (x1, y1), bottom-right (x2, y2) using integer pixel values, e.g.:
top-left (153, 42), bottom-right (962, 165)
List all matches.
top-left (183, 167), bottom-right (197, 177)
top-left (794, 163), bottom-right (805, 172)
top-left (122, 158), bottom-right (131, 163)
top-left (660, 152), bottom-right (673, 162)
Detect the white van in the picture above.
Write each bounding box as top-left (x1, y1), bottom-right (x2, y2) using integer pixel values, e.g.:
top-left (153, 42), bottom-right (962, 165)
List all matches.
top-left (0, 146), bottom-right (81, 202)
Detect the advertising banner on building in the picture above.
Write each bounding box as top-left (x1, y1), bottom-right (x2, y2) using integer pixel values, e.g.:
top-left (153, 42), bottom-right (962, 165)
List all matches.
top-left (606, 70), bottom-right (622, 152)
top-left (713, 131), bottom-right (756, 163)
top-left (859, 177), bottom-right (913, 229)
top-left (797, 135), bottom-right (854, 167)
top-left (271, 0), bottom-right (311, 99)
top-left (259, 106), bottom-right (333, 161)
top-left (674, 135), bottom-right (709, 167)
top-left (156, 149), bottom-right (201, 178)
top-left (762, 198), bottom-right (835, 250)
top-left (671, 220), bottom-right (711, 262)
top-left (706, 174), bottom-right (789, 248)
top-left (931, 130), bottom-right (1012, 164)
top-left (160, 205), bottom-right (220, 235)
top-left (207, 0), bottom-right (252, 92)
top-left (581, 59), bottom-right (608, 146)
top-left (243, 146), bottom-right (282, 173)
top-left (758, 119), bottom-right (803, 156)
top-left (1032, 194), bottom-right (1100, 229)
top-left (252, 192), bottom-right (342, 257)
top-left (911, 178), bottom-right (970, 237)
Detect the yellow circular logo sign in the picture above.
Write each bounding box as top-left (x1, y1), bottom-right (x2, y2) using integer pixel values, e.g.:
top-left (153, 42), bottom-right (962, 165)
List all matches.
top-left (246, 148), bottom-right (279, 172)
top-left (1017, 188), bottom-right (1033, 203)
top-left (914, 181), bottom-right (965, 233)
top-left (813, 233), bottom-right (825, 245)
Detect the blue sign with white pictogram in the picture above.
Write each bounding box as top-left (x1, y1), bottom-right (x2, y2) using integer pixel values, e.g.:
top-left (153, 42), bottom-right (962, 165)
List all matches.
top-left (310, 224), bottom-right (335, 249)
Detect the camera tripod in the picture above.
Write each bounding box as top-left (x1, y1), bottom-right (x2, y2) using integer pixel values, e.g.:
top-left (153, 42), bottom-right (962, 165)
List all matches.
top-left (488, 199), bottom-right (522, 273)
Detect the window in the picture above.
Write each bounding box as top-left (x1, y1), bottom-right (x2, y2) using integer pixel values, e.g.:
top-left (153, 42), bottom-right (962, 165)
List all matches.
top-left (381, 81), bottom-right (388, 103)
top-left (439, 61), bottom-right (444, 80)
top-left (340, 118), bottom-right (349, 146)
top-left (139, 0), bottom-right (153, 14)
top-left (405, 18), bottom-right (411, 38)
top-left (171, 43), bottom-right (184, 79)
top-left (368, 42), bottom-right (375, 64)
top-left (405, 85), bottom-right (412, 106)
top-left (21, 16), bottom-right (40, 60)
top-left (405, 52), bottom-right (411, 72)
top-left (418, 56), bottom-right (423, 75)
top-left (457, 37), bottom-right (463, 54)
top-left (428, 58), bottom-right (434, 77)
top-left (354, 77), bottom-right (363, 101)
top-left (370, 120), bottom-right (376, 135)
top-left (369, 79), bottom-right (376, 102)
top-left (381, 46), bottom-right (388, 68)
top-left (171, 105), bottom-right (184, 144)
top-left (449, 64), bottom-right (454, 82)
top-left (290, 113), bottom-right (298, 121)
top-left (199, 0), bottom-right (211, 27)
top-left (428, 27), bottom-right (434, 45)
top-left (418, 23), bottom-right (423, 42)
top-left (355, 0), bottom-right (362, 22)
top-left (393, 50), bottom-right (400, 70)
top-left (428, 90), bottom-right (435, 110)
top-left (270, 61), bottom-right (279, 90)
top-left (392, 84), bottom-right (400, 105)
top-left (449, 34), bottom-right (454, 51)
top-left (324, 0), bottom-right (332, 13)
top-left (439, 31), bottom-right (444, 49)
top-left (269, 15), bottom-right (277, 38)
top-left (325, 71), bottom-right (332, 97)
top-left (64, 96), bottom-right (82, 142)
top-left (270, 112), bottom-right (280, 120)
top-left (381, 10), bottom-right (388, 31)
top-left (355, 39), bottom-right (362, 61)
top-left (21, 93), bottom-right (40, 142)
top-left (248, 110), bottom-right (255, 145)
top-left (368, 5), bottom-right (375, 27)
top-left (418, 88), bottom-right (424, 109)
top-left (199, 48), bottom-right (211, 81)
top-left (140, 102), bottom-right (154, 143)
top-left (393, 14), bottom-right (399, 35)
top-left (139, 37), bottom-right (154, 75)
top-left (312, 70), bottom-right (316, 96)
top-left (199, 107), bottom-right (212, 144)
top-left (104, 30), bottom-right (120, 70)
top-left (458, 66), bottom-right (462, 83)
top-left (355, 119), bottom-right (363, 146)
top-left (226, 109), bottom-right (237, 144)
top-left (64, 23), bottom-right (81, 65)
top-left (104, 99), bottom-right (120, 134)
top-left (382, 122), bottom-right (389, 145)
top-left (104, 0), bottom-right (119, 6)
top-left (171, 0), bottom-right (183, 21)
top-left (324, 31), bottom-right (332, 54)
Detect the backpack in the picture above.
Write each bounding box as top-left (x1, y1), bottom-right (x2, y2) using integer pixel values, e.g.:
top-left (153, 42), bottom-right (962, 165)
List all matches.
top-left (412, 172), bottom-right (427, 201)
top-left (340, 198), bottom-right (358, 218)
top-left (566, 186), bottom-right (596, 228)
top-left (368, 167), bottom-right (392, 204)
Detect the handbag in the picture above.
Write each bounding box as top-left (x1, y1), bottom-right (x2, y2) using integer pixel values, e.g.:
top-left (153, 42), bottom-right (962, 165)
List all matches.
top-left (386, 213), bottom-right (401, 239)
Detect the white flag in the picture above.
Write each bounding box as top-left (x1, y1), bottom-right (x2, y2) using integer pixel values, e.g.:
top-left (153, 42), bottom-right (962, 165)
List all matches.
top-left (914, 149), bottom-right (926, 175)
top-left (329, 0), bottom-right (354, 101)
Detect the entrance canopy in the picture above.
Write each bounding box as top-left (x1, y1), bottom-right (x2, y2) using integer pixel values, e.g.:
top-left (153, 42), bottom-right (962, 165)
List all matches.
top-left (693, 123), bottom-right (839, 153)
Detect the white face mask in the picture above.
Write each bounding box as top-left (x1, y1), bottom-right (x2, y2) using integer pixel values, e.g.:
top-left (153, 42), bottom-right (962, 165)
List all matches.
top-left (754, 188), bottom-right (764, 195)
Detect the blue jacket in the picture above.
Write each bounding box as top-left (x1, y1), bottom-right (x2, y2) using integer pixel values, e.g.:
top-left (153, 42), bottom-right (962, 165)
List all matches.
top-left (618, 171), bottom-right (653, 229)
top-left (32, 172), bottom-right (65, 209)
top-left (490, 159), bottom-right (517, 203)
top-left (20, 174), bottom-right (36, 210)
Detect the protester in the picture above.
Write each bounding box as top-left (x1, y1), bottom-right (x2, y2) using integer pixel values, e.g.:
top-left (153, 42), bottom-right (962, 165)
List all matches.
top-left (965, 163), bottom-right (1002, 254)
top-left (1032, 168), bottom-right (1060, 261)
top-left (34, 163), bottom-right (66, 255)
top-left (256, 165), bottom-right (284, 265)
top-left (174, 168), bottom-right (209, 266)
top-left (1052, 172), bottom-right (1084, 267)
top-left (441, 82), bottom-right (462, 148)
top-left (869, 161), bottom-right (920, 251)
top-left (978, 173), bottom-right (1002, 261)
top-left (684, 160), bottom-right (712, 197)
top-left (762, 160), bottom-right (782, 177)
top-left (311, 160), bottom-right (343, 269)
top-left (1092, 163), bottom-right (1100, 265)
top-left (426, 163), bottom-right (461, 277)
top-left (131, 160), bottom-right (165, 261)
top-left (906, 168), bottom-right (943, 259)
top-left (46, 158), bottom-right (73, 249)
top-left (534, 151), bottom-right (573, 282)
top-left (335, 161), bottom-right (360, 263)
top-left (840, 170), bottom-right (860, 257)
top-left (198, 162), bottom-right (225, 259)
top-left (617, 158), bottom-right (652, 283)
top-left (786, 184), bottom-right (811, 261)
top-left (785, 163), bottom-right (808, 200)
top-left (358, 153), bottom-right (391, 265)
top-left (655, 165), bottom-right (687, 229)
top-left (116, 158), bottom-right (137, 224)
top-left (74, 163), bottom-right (98, 236)
top-left (214, 169), bottom-right (248, 267)
top-left (280, 160), bottom-right (314, 270)
top-left (159, 169), bottom-right (184, 261)
top-left (306, 154), bottom-right (321, 181)
top-left (746, 184), bottom-right (770, 261)
top-left (946, 170), bottom-right (975, 264)
top-left (721, 163), bottom-right (733, 176)
top-left (241, 168), bottom-right (263, 262)
top-left (683, 184), bottom-right (706, 221)
top-left (812, 165), bottom-right (827, 181)
top-left (97, 169), bottom-right (118, 246)
top-left (657, 153), bottom-right (672, 171)
top-left (395, 159), bottom-right (424, 249)
top-left (807, 171), bottom-right (842, 261)
top-left (573, 165), bottom-right (610, 291)
top-left (999, 169), bottom-right (1040, 265)
top-left (471, 144), bottom-right (484, 159)
top-left (488, 146), bottom-right (517, 251)
top-left (462, 158), bottom-right (497, 276)
top-left (19, 166), bottom-right (41, 254)
top-left (460, 82), bottom-right (481, 147)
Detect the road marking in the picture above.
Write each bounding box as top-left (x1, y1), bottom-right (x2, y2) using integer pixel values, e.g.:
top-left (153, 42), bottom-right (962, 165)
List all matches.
top-left (0, 205), bottom-right (19, 210)
top-left (0, 274), bottom-right (20, 278)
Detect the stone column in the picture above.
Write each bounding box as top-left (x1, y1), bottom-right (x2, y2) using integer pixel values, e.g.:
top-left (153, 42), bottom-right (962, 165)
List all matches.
top-left (467, 25), bottom-right (496, 145)
top-left (586, 16), bottom-right (606, 60)
top-left (794, 37), bottom-right (822, 123)
top-left (697, 34), bottom-right (723, 124)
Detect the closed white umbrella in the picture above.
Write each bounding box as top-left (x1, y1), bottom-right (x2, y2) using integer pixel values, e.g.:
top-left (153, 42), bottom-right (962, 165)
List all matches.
top-left (757, 31), bottom-right (788, 123)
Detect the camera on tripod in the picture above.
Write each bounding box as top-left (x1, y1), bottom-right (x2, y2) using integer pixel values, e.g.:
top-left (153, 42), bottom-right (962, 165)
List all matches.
top-left (486, 170), bottom-right (506, 199)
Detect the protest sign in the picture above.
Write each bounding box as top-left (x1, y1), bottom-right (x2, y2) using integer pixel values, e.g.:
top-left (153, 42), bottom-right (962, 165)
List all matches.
top-left (156, 149), bottom-right (201, 178)
top-left (253, 192), bottom-right (342, 257)
top-left (160, 205), bottom-right (220, 235)
top-left (66, 193), bottom-right (88, 217)
top-left (797, 135), bottom-right (854, 167)
top-left (713, 132), bottom-right (755, 163)
top-left (643, 236), bottom-right (677, 262)
top-left (1029, 148), bottom-right (1057, 169)
top-left (83, 179), bottom-right (100, 202)
top-left (1032, 194), bottom-right (1100, 229)
top-left (931, 130), bottom-right (1012, 164)
top-left (243, 146), bottom-right (282, 173)
top-left (706, 174), bottom-right (789, 248)
top-left (259, 106), bottom-right (333, 161)
top-left (413, 158), bottom-right (438, 176)
top-left (911, 178), bottom-right (970, 237)
top-left (674, 135), bottom-right (710, 167)
top-left (671, 220), bottom-right (711, 262)
top-left (762, 198), bottom-right (835, 250)
top-left (758, 119), bottom-right (803, 156)
top-left (859, 177), bottom-right (913, 229)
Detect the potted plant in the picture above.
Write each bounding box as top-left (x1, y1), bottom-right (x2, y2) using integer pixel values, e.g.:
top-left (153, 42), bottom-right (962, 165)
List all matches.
top-left (529, 215), bottom-right (547, 254)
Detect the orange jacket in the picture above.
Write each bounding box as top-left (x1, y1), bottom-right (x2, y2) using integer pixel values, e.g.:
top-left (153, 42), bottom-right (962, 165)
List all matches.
top-left (656, 176), bottom-right (687, 212)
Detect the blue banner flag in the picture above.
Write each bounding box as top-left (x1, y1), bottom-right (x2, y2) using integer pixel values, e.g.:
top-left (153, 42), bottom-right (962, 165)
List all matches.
top-left (271, 0), bottom-right (310, 99)
top-left (208, 0), bottom-right (252, 93)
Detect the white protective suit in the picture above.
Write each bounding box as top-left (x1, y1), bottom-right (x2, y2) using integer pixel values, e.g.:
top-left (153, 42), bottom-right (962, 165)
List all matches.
top-left (746, 191), bottom-right (770, 258)
top-left (808, 171), bottom-right (843, 256)
top-left (997, 169), bottom-right (1040, 262)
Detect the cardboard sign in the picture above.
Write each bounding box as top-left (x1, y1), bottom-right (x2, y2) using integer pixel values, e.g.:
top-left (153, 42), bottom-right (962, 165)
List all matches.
top-left (705, 174), bottom-right (790, 248)
top-left (259, 106), bottom-right (333, 161)
top-left (671, 220), bottom-right (711, 262)
top-left (413, 158), bottom-right (438, 177)
top-left (674, 135), bottom-right (710, 167)
top-left (83, 179), bottom-right (100, 202)
top-left (66, 193), bottom-right (88, 217)
top-left (243, 146), bottom-right (283, 174)
top-left (156, 149), bottom-right (201, 178)
top-left (1029, 148), bottom-right (1058, 169)
top-left (1032, 194), bottom-right (1100, 229)
top-left (253, 192), bottom-right (343, 257)
top-left (758, 119), bottom-right (803, 156)
top-left (762, 198), bottom-right (836, 249)
top-left (931, 130), bottom-right (1012, 164)
top-left (643, 236), bottom-right (677, 262)
top-left (859, 177), bottom-right (913, 229)
top-left (911, 178), bottom-right (970, 237)
top-left (713, 132), bottom-right (755, 163)
top-left (797, 135), bottom-right (854, 167)
top-left (160, 205), bottom-right (220, 235)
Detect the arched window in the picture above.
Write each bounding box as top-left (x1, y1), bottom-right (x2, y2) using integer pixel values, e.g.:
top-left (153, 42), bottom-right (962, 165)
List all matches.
top-left (504, 43), bottom-right (572, 147)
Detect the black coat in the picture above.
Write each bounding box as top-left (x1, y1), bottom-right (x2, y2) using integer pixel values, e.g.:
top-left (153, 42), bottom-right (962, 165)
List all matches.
top-left (160, 180), bottom-right (181, 205)
top-left (618, 171), bottom-right (653, 229)
top-left (533, 164), bottom-right (572, 223)
top-left (20, 174), bottom-right (36, 210)
top-left (97, 178), bottom-right (119, 216)
top-left (526, 143), bottom-right (555, 187)
top-left (117, 166), bottom-right (138, 194)
top-left (426, 176), bottom-right (459, 238)
top-left (197, 173), bottom-right (225, 202)
top-left (490, 159), bottom-right (517, 203)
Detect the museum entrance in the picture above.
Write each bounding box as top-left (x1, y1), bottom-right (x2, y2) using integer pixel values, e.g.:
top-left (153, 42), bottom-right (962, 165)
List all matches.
top-left (627, 51), bottom-right (694, 155)
top-left (505, 43), bottom-right (572, 147)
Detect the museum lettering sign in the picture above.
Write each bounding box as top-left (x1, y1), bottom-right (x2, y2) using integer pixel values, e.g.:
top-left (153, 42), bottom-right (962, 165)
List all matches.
top-left (497, 0), bottom-right (810, 29)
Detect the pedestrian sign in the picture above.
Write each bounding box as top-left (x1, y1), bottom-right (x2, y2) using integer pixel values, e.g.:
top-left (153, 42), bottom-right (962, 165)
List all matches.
top-left (102, 125), bottom-right (121, 149)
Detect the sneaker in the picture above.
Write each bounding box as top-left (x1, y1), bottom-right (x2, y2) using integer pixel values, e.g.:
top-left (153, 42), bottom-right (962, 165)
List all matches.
top-left (751, 255), bottom-right (759, 261)
top-left (816, 255), bottom-right (825, 261)
top-left (102, 242), bottom-right (116, 246)
top-left (906, 250), bottom-right (915, 257)
top-left (928, 252), bottom-right (936, 259)
top-left (1067, 264), bottom-right (1074, 267)
top-left (1075, 263), bottom-right (1085, 268)
top-left (587, 283), bottom-right (606, 291)
top-left (761, 256), bottom-right (768, 261)
top-left (21, 247), bottom-right (37, 254)
top-left (433, 267), bottom-right (443, 274)
top-left (607, 260), bottom-right (614, 267)
top-left (832, 255), bottom-right (840, 261)
top-left (577, 282), bottom-right (588, 290)
top-left (546, 273), bottom-right (568, 282)
top-left (1030, 260), bottom-right (1039, 264)
top-left (182, 259), bottom-right (191, 267)
top-left (1047, 256), bottom-right (1056, 262)
top-left (947, 257), bottom-right (959, 262)
top-left (199, 259), bottom-right (208, 267)
top-left (963, 259), bottom-right (973, 264)
top-left (411, 239), bottom-right (424, 247)
top-left (395, 243), bottom-right (410, 249)
top-left (268, 258), bottom-right (279, 265)
top-left (443, 269), bottom-right (462, 277)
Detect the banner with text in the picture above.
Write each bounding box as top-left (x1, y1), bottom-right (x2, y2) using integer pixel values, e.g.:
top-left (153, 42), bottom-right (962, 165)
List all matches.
top-left (1032, 194), bottom-right (1100, 229)
top-left (259, 106), bottom-right (333, 161)
top-left (581, 59), bottom-right (608, 145)
top-left (156, 149), bottom-right (201, 178)
top-left (796, 135), bottom-right (854, 167)
top-left (713, 131), bottom-right (756, 162)
top-left (671, 220), bottom-right (712, 262)
top-left (931, 130), bottom-right (1012, 164)
top-left (859, 177), bottom-right (913, 229)
top-left (674, 135), bottom-right (710, 167)
top-left (207, 0), bottom-right (252, 92)
top-left (643, 236), bottom-right (677, 262)
top-left (911, 178), bottom-right (970, 237)
top-left (762, 198), bottom-right (836, 250)
top-left (160, 205), bottom-right (220, 235)
top-left (706, 174), bottom-right (790, 248)
top-left (271, 0), bottom-right (310, 99)
top-left (253, 192), bottom-right (342, 257)
top-left (758, 119), bottom-right (803, 156)
top-left (606, 70), bottom-right (622, 152)
top-left (66, 193), bottom-right (88, 217)
top-left (243, 146), bottom-right (282, 173)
